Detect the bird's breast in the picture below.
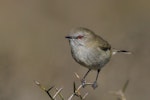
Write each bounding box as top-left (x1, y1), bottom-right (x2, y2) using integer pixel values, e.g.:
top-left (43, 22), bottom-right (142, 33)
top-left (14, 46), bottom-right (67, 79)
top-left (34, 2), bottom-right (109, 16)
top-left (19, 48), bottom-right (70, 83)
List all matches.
top-left (71, 45), bottom-right (111, 70)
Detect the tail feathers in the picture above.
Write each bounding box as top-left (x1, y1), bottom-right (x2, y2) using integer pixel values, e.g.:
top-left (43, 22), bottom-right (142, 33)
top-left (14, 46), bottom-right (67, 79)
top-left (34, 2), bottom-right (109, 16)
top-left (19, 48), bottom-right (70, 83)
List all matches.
top-left (112, 49), bottom-right (132, 55)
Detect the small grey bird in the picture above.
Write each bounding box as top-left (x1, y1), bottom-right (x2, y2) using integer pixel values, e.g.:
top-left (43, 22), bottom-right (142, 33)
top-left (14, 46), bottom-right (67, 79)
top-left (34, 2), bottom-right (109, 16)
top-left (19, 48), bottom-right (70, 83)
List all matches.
top-left (65, 27), bottom-right (131, 89)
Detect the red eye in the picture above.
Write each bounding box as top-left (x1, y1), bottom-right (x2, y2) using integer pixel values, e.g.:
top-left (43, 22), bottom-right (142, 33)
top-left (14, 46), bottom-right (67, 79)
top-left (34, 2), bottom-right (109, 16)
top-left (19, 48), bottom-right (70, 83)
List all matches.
top-left (77, 35), bottom-right (84, 39)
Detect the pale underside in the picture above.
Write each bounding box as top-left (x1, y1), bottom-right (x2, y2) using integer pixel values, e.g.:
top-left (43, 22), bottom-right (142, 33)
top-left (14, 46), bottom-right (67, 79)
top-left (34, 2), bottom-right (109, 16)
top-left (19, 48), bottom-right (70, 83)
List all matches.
top-left (70, 40), bottom-right (112, 70)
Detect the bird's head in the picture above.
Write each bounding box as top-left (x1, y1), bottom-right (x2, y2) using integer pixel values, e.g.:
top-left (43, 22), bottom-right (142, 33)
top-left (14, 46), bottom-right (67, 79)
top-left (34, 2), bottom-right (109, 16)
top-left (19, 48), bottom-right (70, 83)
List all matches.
top-left (65, 27), bottom-right (96, 46)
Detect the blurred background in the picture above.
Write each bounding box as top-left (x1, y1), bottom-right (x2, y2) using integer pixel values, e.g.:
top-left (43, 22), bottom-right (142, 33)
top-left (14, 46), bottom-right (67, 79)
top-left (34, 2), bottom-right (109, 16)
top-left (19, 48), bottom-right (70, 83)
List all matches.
top-left (0, 0), bottom-right (150, 100)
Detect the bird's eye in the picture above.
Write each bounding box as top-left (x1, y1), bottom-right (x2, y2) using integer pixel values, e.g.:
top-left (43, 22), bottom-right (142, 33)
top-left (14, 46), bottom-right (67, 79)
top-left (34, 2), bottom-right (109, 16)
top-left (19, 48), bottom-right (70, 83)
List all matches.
top-left (76, 35), bottom-right (84, 39)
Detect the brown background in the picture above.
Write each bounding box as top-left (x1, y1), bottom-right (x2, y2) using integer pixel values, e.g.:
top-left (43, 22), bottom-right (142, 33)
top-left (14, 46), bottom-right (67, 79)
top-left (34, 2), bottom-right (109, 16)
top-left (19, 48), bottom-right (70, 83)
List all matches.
top-left (0, 0), bottom-right (149, 100)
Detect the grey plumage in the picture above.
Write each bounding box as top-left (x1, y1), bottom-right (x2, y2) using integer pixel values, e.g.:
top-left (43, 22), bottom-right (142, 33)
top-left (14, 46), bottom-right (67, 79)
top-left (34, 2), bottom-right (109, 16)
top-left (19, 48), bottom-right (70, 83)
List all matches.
top-left (67, 27), bottom-right (111, 70)
top-left (65, 27), bottom-right (131, 89)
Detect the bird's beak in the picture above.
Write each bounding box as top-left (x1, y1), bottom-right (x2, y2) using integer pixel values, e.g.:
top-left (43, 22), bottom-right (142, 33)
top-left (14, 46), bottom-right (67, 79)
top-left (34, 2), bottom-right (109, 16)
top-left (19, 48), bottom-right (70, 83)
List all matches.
top-left (65, 36), bottom-right (73, 39)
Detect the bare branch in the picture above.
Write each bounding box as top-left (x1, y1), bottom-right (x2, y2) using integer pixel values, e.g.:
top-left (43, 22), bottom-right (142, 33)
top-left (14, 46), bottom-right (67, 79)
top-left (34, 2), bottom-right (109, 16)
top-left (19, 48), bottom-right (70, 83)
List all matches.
top-left (67, 73), bottom-right (94, 100)
top-left (122, 80), bottom-right (129, 93)
top-left (56, 88), bottom-right (65, 100)
top-left (53, 88), bottom-right (63, 99)
top-left (35, 73), bottom-right (100, 100)
top-left (34, 80), bottom-right (54, 100)
top-left (109, 80), bottom-right (129, 100)
top-left (82, 92), bottom-right (88, 99)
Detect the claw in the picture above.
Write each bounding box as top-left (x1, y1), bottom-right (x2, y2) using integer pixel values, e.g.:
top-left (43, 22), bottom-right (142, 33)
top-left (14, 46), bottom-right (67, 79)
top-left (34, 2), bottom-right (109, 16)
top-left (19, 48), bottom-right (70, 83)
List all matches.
top-left (92, 82), bottom-right (98, 89)
top-left (81, 79), bottom-right (86, 87)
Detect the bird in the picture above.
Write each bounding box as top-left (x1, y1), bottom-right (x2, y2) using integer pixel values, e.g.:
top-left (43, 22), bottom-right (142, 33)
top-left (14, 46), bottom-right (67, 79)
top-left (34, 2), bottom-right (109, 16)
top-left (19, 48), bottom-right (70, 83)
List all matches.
top-left (65, 27), bottom-right (131, 89)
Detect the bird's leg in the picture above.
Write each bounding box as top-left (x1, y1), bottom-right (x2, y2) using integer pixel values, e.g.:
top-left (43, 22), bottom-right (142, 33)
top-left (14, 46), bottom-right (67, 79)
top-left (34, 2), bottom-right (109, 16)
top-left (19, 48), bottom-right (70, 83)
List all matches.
top-left (92, 69), bottom-right (101, 89)
top-left (81, 69), bottom-right (91, 87)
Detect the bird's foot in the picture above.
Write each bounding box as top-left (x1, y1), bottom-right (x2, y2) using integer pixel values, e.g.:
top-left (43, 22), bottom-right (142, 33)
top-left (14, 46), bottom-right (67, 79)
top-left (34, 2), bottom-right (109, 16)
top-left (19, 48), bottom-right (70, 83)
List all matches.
top-left (81, 79), bottom-right (86, 88)
top-left (92, 81), bottom-right (98, 89)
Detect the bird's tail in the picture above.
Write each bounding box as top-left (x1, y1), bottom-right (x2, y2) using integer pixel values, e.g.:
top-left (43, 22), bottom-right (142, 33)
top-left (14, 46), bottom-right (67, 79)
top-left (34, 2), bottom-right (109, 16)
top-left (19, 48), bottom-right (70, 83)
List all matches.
top-left (112, 49), bottom-right (132, 55)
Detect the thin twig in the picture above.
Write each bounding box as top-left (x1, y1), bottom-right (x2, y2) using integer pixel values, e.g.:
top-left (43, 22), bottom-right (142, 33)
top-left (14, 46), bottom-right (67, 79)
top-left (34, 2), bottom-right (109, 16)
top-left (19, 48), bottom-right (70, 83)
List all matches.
top-left (53, 88), bottom-right (63, 99)
top-left (35, 73), bottom-right (95, 100)
top-left (122, 80), bottom-right (129, 93)
top-left (82, 92), bottom-right (88, 99)
top-left (68, 73), bottom-right (93, 100)
top-left (109, 80), bottom-right (129, 100)
top-left (34, 81), bottom-right (54, 100)
top-left (56, 88), bottom-right (65, 100)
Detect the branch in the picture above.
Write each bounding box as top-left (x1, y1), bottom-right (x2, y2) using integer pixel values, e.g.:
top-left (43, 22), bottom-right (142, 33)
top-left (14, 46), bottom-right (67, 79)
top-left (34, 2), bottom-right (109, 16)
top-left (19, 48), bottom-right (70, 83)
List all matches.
top-left (35, 81), bottom-right (55, 100)
top-left (109, 80), bottom-right (129, 100)
top-left (68, 73), bottom-right (93, 100)
top-left (35, 73), bottom-right (94, 100)
top-left (35, 81), bottom-right (64, 100)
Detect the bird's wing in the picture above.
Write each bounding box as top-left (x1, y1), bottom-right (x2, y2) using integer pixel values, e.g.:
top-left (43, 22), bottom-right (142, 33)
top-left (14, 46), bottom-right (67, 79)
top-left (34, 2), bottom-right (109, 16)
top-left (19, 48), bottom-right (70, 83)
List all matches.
top-left (96, 35), bottom-right (111, 51)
